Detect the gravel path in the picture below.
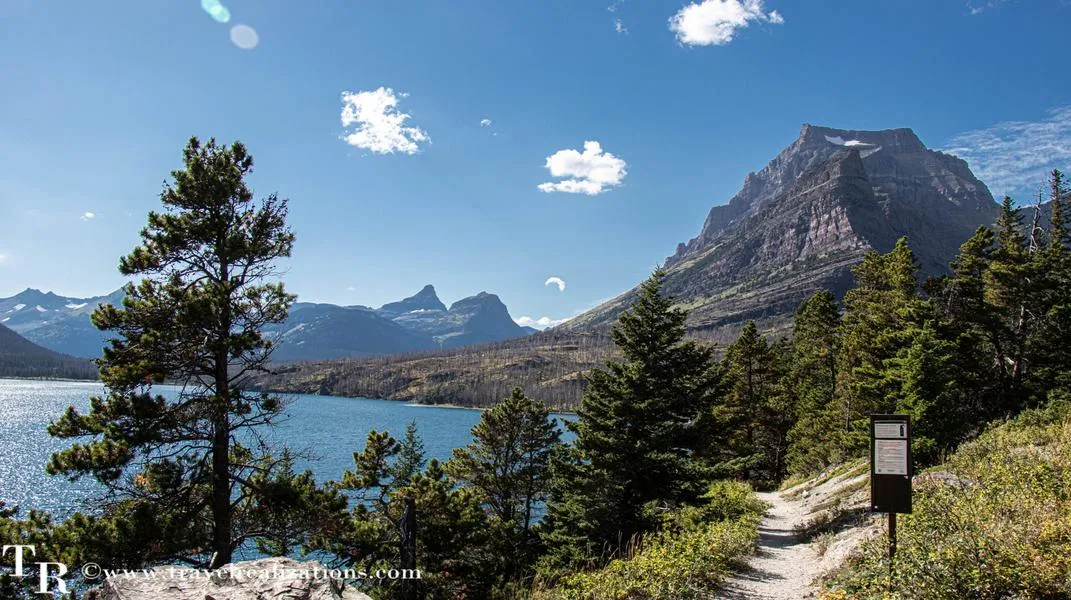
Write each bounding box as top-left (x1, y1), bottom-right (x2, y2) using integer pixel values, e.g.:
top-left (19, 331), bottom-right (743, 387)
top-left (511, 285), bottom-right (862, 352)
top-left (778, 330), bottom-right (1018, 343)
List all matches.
top-left (718, 490), bottom-right (821, 599)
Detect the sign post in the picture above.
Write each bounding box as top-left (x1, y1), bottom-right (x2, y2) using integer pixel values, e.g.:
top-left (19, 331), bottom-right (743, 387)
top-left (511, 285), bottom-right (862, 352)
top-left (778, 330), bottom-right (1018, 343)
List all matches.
top-left (870, 414), bottom-right (911, 580)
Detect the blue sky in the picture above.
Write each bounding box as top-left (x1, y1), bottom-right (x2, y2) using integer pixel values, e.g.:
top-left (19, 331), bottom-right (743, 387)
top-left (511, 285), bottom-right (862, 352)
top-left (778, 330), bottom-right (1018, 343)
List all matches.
top-left (1, 0), bottom-right (1069, 327)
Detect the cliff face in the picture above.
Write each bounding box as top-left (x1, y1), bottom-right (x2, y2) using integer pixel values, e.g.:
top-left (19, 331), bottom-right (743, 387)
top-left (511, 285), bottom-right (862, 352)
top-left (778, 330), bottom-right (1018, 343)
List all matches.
top-left (567, 124), bottom-right (998, 331)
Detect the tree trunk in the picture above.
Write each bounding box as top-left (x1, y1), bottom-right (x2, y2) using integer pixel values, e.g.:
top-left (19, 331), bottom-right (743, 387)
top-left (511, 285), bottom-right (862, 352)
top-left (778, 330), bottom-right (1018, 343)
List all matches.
top-left (211, 261), bottom-right (233, 569)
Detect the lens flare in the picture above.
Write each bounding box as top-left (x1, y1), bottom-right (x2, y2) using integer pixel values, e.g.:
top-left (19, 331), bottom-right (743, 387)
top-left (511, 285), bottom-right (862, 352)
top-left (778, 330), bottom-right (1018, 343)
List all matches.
top-left (230, 24), bottom-right (259, 49)
top-left (200, 0), bottom-right (231, 23)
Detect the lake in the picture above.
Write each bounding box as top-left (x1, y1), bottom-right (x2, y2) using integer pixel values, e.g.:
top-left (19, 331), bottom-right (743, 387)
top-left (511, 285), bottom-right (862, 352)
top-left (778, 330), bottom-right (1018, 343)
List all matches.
top-left (0, 378), bottom-right (573, 515)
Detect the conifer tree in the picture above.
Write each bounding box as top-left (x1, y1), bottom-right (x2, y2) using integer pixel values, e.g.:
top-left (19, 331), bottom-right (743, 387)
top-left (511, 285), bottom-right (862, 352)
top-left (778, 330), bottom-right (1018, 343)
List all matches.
top-left (713, 321), bottom-right (791, 484)
top-left (927, 226), bottom-right (1003, 437)
top-left (332, 429), bottom-right (494, 599)
top-left (837, 238), bottom-right (935, 455)
top-left (1032, 170), bottom-right (1071, 396)
top-left (45, 138), bottom-right (338, 568)
top-left (394, 421), bottom-right (427, 487)
top-left (447, 387), bottom-right (561, 582)
top-left (985, 196), bottom-right (1036, 411)
top-left (540, 269), bottom-right (718, 572)
top-left (785, 290), bottom-right (843, 474)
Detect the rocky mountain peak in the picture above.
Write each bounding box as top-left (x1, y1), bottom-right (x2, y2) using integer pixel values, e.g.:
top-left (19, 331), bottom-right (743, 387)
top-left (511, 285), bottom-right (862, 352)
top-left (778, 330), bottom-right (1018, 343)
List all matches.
top-left (449, 292), bottom-right (505, 313)
top-left (668, 124), bottom-right (993, 267)
top-left (567, 122), bottom-right (997, 333)
top-left (377, 284), bottom-right (447, 317)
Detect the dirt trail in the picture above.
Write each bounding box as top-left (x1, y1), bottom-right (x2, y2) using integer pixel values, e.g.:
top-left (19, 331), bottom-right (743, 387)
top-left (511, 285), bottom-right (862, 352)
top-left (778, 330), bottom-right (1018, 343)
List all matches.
top-left (718, 490), bottom-right (823, 599)
top-left (718, 467), bottom-right (874, 599)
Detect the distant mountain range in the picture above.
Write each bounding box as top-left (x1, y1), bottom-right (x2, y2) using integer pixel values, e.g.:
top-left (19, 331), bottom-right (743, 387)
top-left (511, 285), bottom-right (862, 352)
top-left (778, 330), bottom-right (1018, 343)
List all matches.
top-left (257, 123), bottom-right (1003, 408)
top-left (0, 322), bottom-right (98, 380)
top-left (0, 284), bottom-right (531, 362)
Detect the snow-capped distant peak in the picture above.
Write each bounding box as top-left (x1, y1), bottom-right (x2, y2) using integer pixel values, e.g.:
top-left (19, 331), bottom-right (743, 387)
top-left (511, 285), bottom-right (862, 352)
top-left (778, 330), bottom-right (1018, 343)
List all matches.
top-left (65, 303), bottom-right (87, 310)
top-left (35, 305), bottom-right (48, 312)
top-left (825, 135), bottom-right (874, 147)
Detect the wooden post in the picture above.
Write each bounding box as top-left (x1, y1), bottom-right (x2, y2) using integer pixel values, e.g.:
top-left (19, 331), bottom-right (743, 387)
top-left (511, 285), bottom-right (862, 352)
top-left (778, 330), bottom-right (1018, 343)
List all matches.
top-left (399, 497), bottom-right (417, 600)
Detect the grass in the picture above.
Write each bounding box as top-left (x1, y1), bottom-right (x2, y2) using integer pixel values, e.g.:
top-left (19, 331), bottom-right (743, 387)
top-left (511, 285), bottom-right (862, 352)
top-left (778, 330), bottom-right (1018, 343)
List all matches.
top-left (820, 399), bottom-right (1071, 599)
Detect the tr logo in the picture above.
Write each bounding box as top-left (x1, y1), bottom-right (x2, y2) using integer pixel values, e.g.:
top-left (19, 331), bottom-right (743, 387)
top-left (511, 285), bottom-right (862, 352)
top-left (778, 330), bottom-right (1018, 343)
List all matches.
top-left (2, 545), bottom-right (70, 596)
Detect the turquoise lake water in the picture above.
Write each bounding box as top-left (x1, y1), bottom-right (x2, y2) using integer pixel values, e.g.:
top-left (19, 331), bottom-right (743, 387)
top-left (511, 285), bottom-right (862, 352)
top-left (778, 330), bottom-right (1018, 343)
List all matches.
top-left (0, 378), bottom-right (572, 516)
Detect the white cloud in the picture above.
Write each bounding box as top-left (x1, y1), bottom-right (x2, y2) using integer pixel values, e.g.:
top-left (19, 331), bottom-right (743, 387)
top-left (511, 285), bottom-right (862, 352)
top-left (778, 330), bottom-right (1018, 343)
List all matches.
top-left (230, 24), bottom-right (259, 50)
top-left (943, 106), bottom-right (1071, 198)
top-left (340, 87), bottom-right (430, 155)
top-left (0, 254), bottom-right (7, 266)
top-left (80, 211), bottom-right (95, 221)
top-left (614, 18), bottom-right (629, 34)
top-left (346, 286), bottom-right (357, 292)
top-left (480, 118), bottom-right (492, 127)
top-left (538, 141), bottom-right (627, 196)
top-left (544, 276), bottom-right (566, 292)
top-left (515, 315), bottom-right (571, 330)
top-left (607, 0), bottom-right (625, 12)
top-left (669, 0), bottom-right (784, 47)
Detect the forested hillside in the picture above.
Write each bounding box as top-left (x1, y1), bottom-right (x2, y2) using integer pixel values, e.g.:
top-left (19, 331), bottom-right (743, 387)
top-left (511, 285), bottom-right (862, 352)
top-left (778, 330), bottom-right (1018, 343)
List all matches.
top-left (258, 329), bottom-right (621, 409)
top-left (0, 322), bottom-right (98, 380)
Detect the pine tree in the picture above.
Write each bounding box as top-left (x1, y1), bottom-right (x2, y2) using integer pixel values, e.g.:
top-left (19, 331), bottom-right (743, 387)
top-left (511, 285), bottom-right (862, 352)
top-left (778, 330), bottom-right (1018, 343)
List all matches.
top-left (838, 238), bottom-right (934, 455)
top-left (45, 138), bottom-right (333, 569)
top-left (713, 321), bottom-right (791, 484)
top-left (540, 269), bottom-right (718, 572)
top-left (985, 197), bottom-right (1035, 411)
top-left (927, 226), bottom-right (1004, 438)
top-left (786, 290), bottom-right (843, 474)
top-left (895, 321), bottom-right (954, 463)
top-left (394, 421), bottom-right (427, 487)
top-left (446, 387), bottom-right (561, 581)
top-left (333, 429), bottom-right (494, 599)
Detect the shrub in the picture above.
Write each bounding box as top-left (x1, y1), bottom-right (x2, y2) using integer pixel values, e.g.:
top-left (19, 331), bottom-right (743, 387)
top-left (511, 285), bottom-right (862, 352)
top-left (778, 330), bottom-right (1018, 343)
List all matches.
top-left (545, 481), bottom-right (764, 599)
top-left (821, 403), bottom-right (1071, 599)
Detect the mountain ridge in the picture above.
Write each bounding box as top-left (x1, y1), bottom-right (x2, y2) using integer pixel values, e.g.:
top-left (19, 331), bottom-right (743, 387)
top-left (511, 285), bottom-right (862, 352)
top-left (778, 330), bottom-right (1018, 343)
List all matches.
top-left (1, 284), bottom-right (531, 361)
top-left (0, 322), bottom-right (98, 380)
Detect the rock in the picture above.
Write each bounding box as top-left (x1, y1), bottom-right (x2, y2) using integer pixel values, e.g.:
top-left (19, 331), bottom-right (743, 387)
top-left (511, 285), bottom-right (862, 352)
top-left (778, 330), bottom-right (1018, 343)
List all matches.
top-left (93, 557), bottom-right (373, 600)
top-left (914, 470), bottom-right (975, 489)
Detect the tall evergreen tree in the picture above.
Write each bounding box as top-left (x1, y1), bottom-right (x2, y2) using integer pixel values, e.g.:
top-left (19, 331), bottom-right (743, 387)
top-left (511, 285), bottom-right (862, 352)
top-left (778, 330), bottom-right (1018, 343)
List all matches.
top-left (837, 238), bottom-right (937, 455)
top-left (1032, 170), bottom-right (1071, 397)
top-left (446, 387), bottom-right (561, 583)
top-left (926, 226), bottom-right (1004, 440)
top-left (785, 290), bottom-right (843, 474)
top-left (713, 321), bottom-right (791, 485)
top-left (540, 269), bottom-right (718, 572)
top-left (45, 138), bottom-right (337, 568)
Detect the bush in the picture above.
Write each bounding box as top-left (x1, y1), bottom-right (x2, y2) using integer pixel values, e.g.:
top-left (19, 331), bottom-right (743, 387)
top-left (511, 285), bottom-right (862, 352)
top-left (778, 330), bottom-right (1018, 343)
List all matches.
top-left (544, 481), bottom-right (764, 599)
top-left (821, 402), bottom-right (1071, 599)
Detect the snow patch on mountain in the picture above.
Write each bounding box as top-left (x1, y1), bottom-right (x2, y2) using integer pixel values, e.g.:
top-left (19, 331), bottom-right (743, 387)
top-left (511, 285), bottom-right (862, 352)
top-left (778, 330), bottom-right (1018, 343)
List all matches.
top-left (35, 305), bottom-right (48, 312)
top-left (65, 303), bottom-right (87, 310)
top-left (11, 304), bottom-right (25, 312)
top-left (825, 135), bottom-right (873, 147)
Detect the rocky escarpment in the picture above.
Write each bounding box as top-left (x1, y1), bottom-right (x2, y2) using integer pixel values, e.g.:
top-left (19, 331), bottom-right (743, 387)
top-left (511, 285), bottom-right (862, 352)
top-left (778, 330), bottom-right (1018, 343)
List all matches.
top-left (566, 124), bottom-right (998, 332)
top-left (92, 557), bottom-right (372, 600)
